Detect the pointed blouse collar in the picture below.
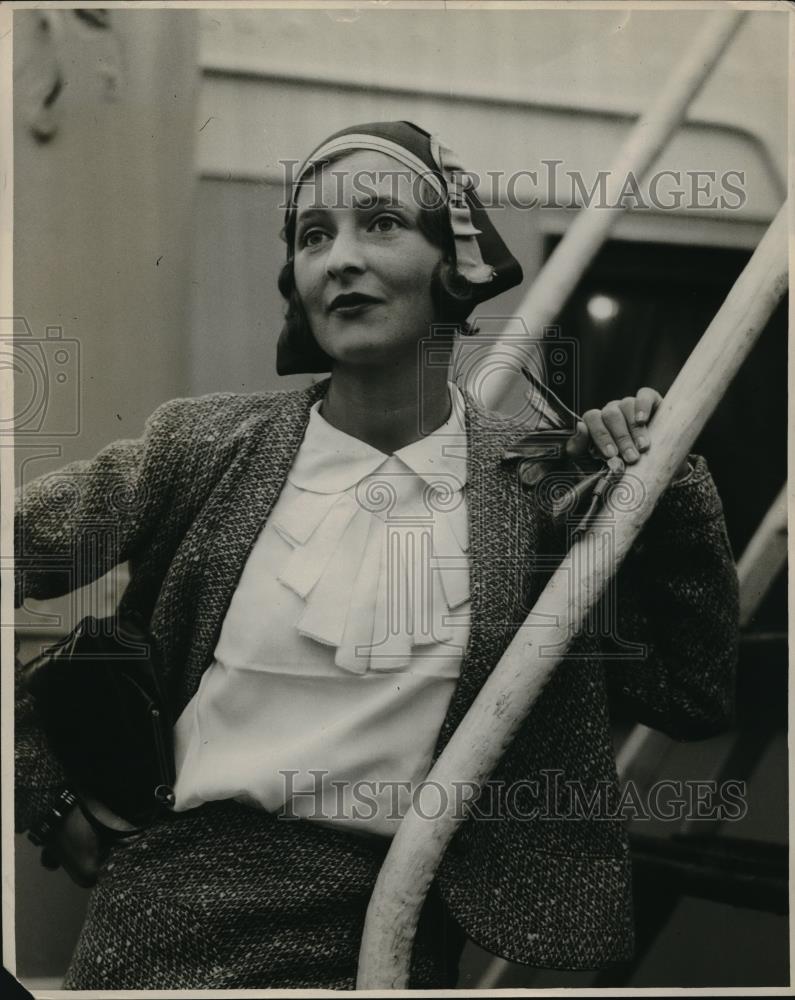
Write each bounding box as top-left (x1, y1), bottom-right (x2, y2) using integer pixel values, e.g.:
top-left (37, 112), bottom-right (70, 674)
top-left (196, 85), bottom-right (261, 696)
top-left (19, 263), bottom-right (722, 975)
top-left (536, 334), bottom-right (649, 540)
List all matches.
top-left (286, 381), bottom-right (468, 495)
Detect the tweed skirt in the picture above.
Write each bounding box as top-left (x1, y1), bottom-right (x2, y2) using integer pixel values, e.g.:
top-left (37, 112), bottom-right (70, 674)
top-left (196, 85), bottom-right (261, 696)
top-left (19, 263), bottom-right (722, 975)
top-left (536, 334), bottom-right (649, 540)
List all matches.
top-left (62, 799), bottom-right (466, 989)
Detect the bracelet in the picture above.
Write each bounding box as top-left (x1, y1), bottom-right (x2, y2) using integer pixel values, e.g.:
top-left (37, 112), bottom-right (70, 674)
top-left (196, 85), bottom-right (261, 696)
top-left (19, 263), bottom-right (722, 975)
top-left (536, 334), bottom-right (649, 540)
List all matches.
top-left (27, 787), bottom-right (78, 848)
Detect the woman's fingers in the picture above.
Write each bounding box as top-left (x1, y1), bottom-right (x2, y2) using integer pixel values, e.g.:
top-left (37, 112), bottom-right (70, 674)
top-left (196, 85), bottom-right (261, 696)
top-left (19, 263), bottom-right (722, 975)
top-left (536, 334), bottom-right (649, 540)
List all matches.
top-left (565, 419), bottom-right (591, 459)
top-left (599, 402), bottom-right (639, 463)
top-left (630, 388), bottom-right (663, 456)
top-left (568, 388), bottom-right (688, 479)
top-left (634, 387), bottom-right (662, 426)
top-left (617, 397), bottom-right (650, 454)
top-left (576, 389), bottom-right (665, 465)
top-left (568, 388), bottom-right (667, 466)
top-left (581, 408), bottom-right (621, 460)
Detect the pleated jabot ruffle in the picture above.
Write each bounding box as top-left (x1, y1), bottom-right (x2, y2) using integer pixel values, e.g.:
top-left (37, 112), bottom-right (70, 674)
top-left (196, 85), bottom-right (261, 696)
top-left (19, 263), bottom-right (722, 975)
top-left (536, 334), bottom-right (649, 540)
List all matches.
top-left (271, 384), bottom-right (469, 675)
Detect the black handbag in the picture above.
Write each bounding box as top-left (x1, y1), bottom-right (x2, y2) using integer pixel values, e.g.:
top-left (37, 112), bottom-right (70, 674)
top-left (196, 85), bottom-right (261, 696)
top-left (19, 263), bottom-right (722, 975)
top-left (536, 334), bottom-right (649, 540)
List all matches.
top-left (20, 612), bottom-right (176, 837)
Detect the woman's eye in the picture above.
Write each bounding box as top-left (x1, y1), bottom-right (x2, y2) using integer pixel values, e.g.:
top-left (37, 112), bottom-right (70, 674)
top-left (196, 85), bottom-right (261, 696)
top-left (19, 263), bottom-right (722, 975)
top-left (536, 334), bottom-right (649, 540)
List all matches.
top-left (370, 215), bottom-right (403, 234)
top-left (300, 228), bottom-right (328, 248)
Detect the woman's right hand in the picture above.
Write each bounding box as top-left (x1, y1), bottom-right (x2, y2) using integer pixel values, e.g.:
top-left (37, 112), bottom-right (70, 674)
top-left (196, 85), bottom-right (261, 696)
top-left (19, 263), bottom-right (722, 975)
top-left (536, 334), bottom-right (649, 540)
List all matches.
top-left (45, 804), bottom-right (109, 888)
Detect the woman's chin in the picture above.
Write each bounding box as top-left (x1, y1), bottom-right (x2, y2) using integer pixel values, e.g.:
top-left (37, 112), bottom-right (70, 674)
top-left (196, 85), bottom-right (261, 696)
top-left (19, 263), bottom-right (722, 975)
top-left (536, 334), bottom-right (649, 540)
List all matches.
top-left (316, 336), bottom-right (401, 369)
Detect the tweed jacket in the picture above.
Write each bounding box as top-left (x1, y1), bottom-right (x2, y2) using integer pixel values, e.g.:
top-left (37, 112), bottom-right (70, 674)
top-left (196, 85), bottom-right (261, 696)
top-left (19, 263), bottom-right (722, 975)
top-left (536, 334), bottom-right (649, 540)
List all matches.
top-left (14, 377), bottom-right (738, 970)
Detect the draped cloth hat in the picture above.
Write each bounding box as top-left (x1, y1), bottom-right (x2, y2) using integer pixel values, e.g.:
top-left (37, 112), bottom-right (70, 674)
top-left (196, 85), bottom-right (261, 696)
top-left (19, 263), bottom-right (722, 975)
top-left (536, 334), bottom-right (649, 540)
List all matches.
top-left (276, 120), bottom-right (524, 376)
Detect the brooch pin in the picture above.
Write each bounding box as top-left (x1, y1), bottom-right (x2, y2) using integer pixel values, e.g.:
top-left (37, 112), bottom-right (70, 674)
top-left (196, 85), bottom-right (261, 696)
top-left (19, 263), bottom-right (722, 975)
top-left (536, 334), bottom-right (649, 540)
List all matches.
top-left (501, 365), bottom-right (625, 533)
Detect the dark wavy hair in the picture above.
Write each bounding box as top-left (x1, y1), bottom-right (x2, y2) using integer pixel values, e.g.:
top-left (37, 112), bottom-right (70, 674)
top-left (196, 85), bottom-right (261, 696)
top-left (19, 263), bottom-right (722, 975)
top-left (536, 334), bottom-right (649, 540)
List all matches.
top-left (277, 161), bottom-right (477, 355)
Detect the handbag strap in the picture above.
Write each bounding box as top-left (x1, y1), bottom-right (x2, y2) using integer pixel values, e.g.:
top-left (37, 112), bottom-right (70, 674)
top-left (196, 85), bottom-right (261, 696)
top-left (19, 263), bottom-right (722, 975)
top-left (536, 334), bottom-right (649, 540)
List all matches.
top-left (76, 795), bottom-right (151, 843)
top-left (76, 783), bottom-right (175, 843)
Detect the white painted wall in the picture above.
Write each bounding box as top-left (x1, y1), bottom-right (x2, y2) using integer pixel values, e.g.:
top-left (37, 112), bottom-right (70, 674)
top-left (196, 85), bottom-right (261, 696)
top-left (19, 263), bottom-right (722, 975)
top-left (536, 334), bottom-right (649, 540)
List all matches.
top-left (13, 9), bottom-right (199, 984)
top-left (188, 8), bottom-right (786, 397)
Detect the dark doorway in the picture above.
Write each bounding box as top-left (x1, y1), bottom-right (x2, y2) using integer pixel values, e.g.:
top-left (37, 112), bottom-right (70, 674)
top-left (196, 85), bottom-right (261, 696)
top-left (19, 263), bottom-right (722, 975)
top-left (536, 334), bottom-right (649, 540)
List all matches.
top-left (547, 236), bottom-right (787, 632)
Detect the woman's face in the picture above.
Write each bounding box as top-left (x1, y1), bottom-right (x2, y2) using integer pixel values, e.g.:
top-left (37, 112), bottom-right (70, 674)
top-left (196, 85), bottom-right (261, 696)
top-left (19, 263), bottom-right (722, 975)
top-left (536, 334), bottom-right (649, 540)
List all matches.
top-left (292, 150), bottom-right (443, 369)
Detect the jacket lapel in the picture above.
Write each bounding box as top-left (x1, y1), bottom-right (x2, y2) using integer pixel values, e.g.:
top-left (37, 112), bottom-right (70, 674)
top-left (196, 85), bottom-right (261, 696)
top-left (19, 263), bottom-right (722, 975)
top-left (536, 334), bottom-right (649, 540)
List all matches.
top-left (172, 379), bottom-right (535, 736)
top-left (174, 380), bottom-right (327, 709)
top-left (432, 390), bottom-right (536, 759)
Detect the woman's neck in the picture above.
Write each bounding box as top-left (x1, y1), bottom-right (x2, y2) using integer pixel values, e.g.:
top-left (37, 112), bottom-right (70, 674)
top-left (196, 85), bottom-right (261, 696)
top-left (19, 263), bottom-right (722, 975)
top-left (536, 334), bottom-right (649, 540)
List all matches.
top-left (319, 363), bottom-right (452, 454)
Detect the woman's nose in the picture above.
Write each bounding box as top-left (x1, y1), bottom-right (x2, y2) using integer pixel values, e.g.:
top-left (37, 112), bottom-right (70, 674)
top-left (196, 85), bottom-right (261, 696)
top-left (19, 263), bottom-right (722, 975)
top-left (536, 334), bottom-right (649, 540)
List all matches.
top-left (324, 226), bottom-right (365, 278)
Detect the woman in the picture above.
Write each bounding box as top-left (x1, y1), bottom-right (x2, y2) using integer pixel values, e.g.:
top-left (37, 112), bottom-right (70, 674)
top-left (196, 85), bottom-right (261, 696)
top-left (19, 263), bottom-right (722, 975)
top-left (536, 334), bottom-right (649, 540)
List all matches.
top-left (15, 121), bottom-right (738, 988)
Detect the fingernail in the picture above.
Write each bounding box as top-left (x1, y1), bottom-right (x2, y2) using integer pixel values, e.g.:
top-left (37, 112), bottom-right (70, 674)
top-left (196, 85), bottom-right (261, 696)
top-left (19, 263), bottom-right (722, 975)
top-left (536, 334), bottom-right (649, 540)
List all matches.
top-left (636, 412), bottom-right (647, 423)
top-left (626, 447), bottom-right (639, 461)
top-left (604, 444), bottom-right (618, 457)
top-left (638, 435), bottom-right (649, 449)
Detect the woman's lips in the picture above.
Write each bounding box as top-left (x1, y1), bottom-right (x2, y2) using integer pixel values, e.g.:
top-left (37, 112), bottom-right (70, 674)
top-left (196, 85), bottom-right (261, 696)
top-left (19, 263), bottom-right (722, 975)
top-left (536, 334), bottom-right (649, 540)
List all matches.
top-left (333, 303), bottom-right (376, 317)
top-left (328, 294), bottom-right (382, 315)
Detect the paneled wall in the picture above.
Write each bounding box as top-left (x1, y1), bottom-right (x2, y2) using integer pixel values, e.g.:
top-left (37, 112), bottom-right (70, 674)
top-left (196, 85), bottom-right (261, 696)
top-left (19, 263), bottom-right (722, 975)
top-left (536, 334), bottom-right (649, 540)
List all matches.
top-left (189, 7), bottom-right (786, 397)
top-left (13, 9), bottom-right (199, 983)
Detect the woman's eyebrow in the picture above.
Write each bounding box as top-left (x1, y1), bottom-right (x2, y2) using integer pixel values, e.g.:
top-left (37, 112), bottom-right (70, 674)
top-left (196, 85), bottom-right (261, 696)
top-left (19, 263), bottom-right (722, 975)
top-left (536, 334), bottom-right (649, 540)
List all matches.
top-left (295, 207), bottom-right (330, 227)
top-left (351, 192), bottom-right (411, 212)
top-left (296, 194), bottom-right (412, 225)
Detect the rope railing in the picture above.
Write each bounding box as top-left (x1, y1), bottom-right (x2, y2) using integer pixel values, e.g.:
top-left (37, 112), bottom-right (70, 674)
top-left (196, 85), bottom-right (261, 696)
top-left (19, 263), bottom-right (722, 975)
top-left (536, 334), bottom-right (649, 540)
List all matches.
top-left (356, 201), bottom-right (788, 989)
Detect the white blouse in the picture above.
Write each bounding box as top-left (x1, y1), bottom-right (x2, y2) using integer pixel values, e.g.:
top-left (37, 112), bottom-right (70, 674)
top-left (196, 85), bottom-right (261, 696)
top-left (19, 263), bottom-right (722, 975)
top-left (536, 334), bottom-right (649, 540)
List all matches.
top-left (172, 383), bottom-right (471, 838)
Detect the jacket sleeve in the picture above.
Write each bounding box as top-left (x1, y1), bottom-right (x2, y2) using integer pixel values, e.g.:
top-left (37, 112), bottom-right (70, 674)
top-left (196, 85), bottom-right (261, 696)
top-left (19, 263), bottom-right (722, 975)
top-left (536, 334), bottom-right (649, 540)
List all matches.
top-left (14, 398), bottom-right (190, 606)
top-left (14, 398), bottom-right (191, 833)
top-left (602, 454), bottom-right (739, 740)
